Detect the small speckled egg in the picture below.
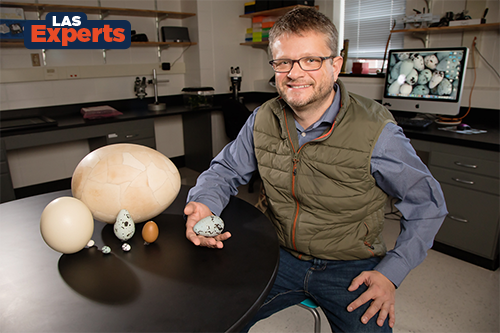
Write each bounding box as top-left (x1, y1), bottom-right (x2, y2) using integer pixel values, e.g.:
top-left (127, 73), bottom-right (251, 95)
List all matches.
top-left (142, 221), bottom-right (159, 244)
top-left (102, 246), bottom-right (111, 254)
top-left (193, 216), bottom-right (224, 237)
top-left (114, 209), bottom-right (135, 241)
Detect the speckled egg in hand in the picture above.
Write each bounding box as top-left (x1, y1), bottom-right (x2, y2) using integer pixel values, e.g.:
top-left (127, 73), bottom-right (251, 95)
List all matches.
top-left (114, 209), bottom-right (135, 241)
top-left (193, 216), bottom-right (224, 237)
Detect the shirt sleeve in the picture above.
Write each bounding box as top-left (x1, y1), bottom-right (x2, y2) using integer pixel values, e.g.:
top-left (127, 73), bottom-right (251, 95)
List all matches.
top-left (186, 109), bottom-right (259, 216)
top-left (371, 122), bottom-right (448, 287)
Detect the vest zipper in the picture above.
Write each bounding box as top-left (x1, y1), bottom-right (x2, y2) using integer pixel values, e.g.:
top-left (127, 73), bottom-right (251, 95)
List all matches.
top-left (282, 108), bottom-right (337, 259)
top-left (291, 157), bottom-right (300, 255)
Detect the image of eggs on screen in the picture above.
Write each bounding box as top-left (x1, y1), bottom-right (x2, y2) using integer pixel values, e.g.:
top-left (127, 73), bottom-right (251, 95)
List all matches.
top-left (383, 47), bottom-right (468, 116)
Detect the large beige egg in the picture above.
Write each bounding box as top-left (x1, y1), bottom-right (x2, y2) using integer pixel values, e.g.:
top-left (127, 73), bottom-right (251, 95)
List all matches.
top-left (40, 196), bottom-right (94, 254)
top-left (71, 143), bottom-right (181, 224)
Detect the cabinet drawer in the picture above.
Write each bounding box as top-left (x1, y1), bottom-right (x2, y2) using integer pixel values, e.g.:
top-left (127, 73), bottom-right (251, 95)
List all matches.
top-left (430, 165), bottom-right (499, 196)
top-left (436, 183), bottom-right (500, 259)
top-left (106, 119), bottom-right (155, 144)
top-left (430, 151), bottom-right (499, 178)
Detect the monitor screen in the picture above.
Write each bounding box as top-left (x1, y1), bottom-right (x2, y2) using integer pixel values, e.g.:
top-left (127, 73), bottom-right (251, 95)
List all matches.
top-left (382, 47), bottom-right (469, 116)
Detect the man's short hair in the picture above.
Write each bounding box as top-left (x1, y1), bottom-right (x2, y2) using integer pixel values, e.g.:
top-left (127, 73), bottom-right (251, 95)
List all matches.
top-left (269, 7), bottom-right (339, 57)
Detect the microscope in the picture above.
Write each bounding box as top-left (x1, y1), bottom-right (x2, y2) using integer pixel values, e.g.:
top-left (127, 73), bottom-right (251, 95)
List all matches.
top-left (229, 66), bottom-right (242, 101)
top-left (134, 69), bottom-right (168, 112)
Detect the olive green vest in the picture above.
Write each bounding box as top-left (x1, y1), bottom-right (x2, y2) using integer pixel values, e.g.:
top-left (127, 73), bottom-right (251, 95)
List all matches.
top-left (254, 79), bottom-right (395, 261)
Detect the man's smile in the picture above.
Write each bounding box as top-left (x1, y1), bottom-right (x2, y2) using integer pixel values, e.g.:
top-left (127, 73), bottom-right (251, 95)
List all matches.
top-left (287, 83), bottom-right (312, 89)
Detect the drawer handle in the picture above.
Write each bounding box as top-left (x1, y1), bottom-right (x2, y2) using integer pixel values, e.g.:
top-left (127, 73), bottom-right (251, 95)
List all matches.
top-left (452, 177), bottom-right (474, 185)
top-left (125, 134), bottom-right (138, 138)
top-left (454, 161), bottom-right (477, 169)
top-left (449, 215), bottom-right (469, 223)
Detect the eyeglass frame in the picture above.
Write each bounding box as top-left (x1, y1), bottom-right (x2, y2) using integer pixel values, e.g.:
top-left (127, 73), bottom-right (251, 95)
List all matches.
top-left (268, 55), bottom-right (336, 73)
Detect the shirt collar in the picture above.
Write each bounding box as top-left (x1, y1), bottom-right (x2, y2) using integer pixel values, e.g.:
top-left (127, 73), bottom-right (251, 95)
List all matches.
top-left (296, 82), bottom-right (342, 132)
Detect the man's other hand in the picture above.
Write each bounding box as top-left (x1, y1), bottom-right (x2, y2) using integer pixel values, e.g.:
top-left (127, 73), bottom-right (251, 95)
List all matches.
top-left (346, 270), bottom-right (396, 328)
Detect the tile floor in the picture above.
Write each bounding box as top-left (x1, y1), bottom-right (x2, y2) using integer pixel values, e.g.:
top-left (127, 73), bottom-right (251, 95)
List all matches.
top-left (179, 168), bottom-right (499, 333)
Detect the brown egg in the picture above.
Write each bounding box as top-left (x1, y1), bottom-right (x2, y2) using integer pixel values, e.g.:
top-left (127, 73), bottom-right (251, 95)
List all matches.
top-left (142, 221), bottom-right (159, 243)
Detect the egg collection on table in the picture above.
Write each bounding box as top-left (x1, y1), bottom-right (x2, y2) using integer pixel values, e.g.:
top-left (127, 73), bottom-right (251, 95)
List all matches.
top-left (39, 143), bottom-right (225, 256)
top-left (90, 208), bottom-right (161, 254)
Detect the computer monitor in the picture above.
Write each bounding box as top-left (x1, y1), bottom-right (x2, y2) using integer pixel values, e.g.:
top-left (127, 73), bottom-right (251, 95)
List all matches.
top-left (382, 47), bottom-right (469, 116)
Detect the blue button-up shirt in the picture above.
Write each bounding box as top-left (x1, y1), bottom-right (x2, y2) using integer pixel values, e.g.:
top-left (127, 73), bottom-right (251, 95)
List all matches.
top-left (188, 84), bottom-right (447, 287)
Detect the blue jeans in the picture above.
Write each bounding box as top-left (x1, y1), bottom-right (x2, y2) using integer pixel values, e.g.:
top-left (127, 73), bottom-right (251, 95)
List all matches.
top-left (243, 248), bottom-right (392, 333)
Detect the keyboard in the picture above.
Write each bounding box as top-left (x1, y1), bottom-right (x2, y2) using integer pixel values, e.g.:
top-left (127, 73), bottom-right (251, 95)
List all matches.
top-left (395, 117), bottom-right (434, 129)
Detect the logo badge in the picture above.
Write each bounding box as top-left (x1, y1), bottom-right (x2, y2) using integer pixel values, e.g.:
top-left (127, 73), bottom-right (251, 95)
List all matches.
top-left (24, 12), bottom-right (131, 49)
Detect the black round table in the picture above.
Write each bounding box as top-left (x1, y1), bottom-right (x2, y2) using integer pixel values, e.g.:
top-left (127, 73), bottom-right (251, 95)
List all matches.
top-left (0, 186), bottom-right (279, 332)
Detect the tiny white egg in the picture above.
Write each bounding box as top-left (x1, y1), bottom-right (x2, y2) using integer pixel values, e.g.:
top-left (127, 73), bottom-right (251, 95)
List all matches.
top-left (102, 246), bottom-right (111, 254)
top-left (122, 243), bottom-right (131, 252)
top-left (193, 216), bottom-right (225, 237)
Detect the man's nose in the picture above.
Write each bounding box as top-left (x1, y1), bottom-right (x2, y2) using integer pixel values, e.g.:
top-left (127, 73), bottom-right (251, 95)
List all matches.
top-left (287, 61), bottom-right (304, 77)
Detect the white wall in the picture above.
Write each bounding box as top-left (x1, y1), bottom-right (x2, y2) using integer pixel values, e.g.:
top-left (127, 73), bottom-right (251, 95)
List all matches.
top-left (0, 0), bottom-right (188, 110)
top-left (401, 0), bottom-right (500, 110)
top-left (2, 0), bottom-right (497, 111)
top-left (1, 0), bottom-right (498, 188)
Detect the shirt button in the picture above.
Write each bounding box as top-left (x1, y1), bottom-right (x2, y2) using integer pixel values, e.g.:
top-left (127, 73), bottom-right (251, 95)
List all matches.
top-left (301, 132), bottom-right (306, 137)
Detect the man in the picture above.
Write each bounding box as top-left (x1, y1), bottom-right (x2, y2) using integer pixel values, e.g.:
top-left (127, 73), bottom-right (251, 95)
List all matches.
top-left (184, 7), bottom-right (447, 332)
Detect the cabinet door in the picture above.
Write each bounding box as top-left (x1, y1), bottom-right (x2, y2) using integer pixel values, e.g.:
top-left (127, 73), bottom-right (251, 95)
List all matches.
top-left (436, 182), bottom-right (500, 259)
top-left (0, 139), bottom-right (15, 203)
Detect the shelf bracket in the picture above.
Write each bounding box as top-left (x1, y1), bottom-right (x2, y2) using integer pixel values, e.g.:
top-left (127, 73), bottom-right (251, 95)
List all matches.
top-left (102, 49), bottom-right (109, 64)
top-left (100, 10), bottom-right (111, 20)
top-left (42, 49), bottom-right (47, 66)
top-left (157, 45), bottom-right (170, 62)
top-left (157, 14), bottom-right (169, 22)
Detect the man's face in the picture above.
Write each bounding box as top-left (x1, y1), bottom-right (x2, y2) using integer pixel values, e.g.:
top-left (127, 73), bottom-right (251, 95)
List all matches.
top-left (271, 31), bottom-right (342, 112)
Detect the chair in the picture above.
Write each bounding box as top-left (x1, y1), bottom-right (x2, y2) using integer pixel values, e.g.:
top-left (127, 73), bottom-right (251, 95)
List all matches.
top-left (298, 298), bottom-right (321, 333)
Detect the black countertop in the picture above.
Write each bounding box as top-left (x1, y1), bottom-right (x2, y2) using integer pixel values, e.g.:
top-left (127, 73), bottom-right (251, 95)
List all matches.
top-left (0, 92), bottom-right (279, 136)
top-left (0, 93), bottom-right (498, 151)
top-left (402, 122), bottom-right (499, 151)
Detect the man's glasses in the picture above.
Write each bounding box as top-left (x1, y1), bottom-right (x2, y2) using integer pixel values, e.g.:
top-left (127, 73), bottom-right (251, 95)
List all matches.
top-left (269, 56), bottom-right (335, 73)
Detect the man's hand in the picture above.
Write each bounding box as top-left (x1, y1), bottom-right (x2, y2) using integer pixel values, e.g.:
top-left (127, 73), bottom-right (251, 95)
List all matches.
top-left (347, 270), bottom-right (396, 328)
top-left (184, 202), bottom-right (231, 249)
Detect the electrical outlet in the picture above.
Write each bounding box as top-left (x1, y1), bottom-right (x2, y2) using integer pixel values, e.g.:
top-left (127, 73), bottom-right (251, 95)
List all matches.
top-left (44, 68), bottom-right (58, 80)
top-left (31, 53), bottom-right (41, 67)
top-left (67, 67), bottom-right (80, 79)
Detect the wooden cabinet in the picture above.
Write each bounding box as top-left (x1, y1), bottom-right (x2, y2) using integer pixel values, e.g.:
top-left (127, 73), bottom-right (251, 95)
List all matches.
top-left (411, 139), bottom-right (499, 269)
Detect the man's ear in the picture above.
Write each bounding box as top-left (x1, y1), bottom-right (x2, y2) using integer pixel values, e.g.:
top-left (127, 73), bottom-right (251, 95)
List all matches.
top-left (332, 56), bottom-right (344, 81)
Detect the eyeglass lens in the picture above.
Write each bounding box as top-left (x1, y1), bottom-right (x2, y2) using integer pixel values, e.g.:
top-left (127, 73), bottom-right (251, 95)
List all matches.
top-left (271, 56), bottom-right (326, 72)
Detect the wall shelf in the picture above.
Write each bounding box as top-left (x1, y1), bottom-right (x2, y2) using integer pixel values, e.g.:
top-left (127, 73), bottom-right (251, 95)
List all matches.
top-left (0, 2), bottom-right (195, 19)
top-left (0, 40), bottom-right (197, 48)
top-left (0, 1), bottom-right (196, 63)
top-left (391, 22), bottom-right (500, 34)
top-left (391, 22), bottom-right (499, 48)
top-left (239, 41), bottom-right (269, 48)
top-left (239, 5), bottom-right (317, 19)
